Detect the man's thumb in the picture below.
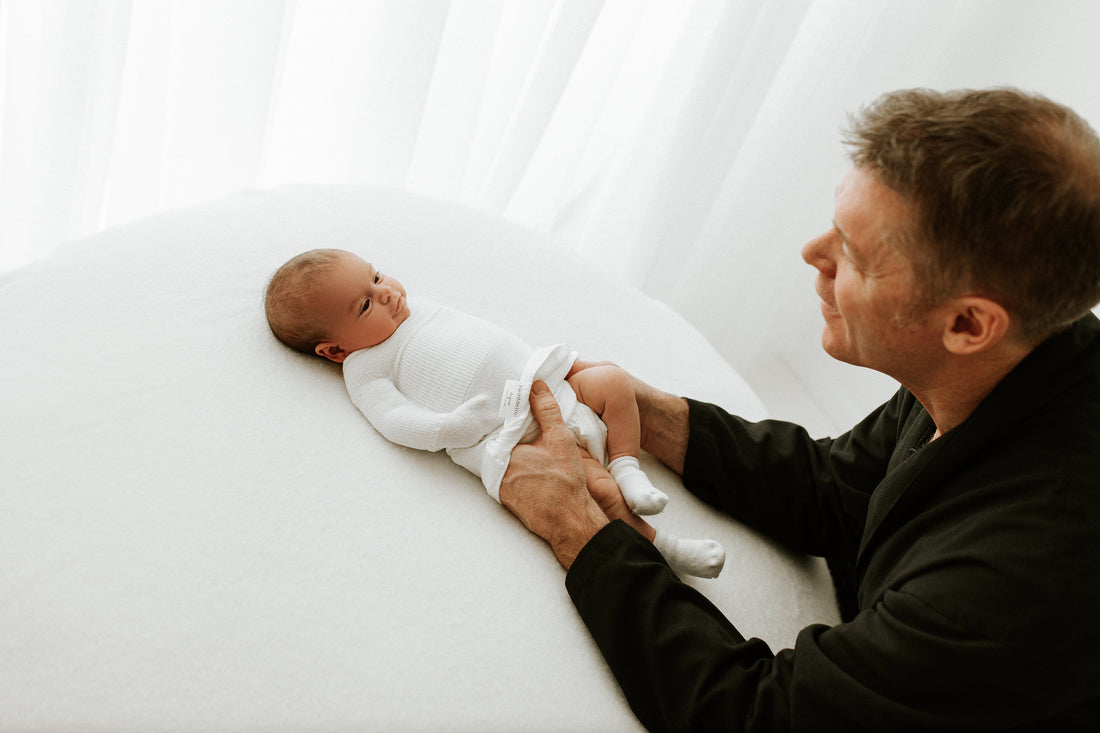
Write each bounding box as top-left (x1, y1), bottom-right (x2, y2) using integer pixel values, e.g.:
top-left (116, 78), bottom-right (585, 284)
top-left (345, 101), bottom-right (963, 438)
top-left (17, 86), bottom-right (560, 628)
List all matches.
top-left (528, 381), bottom-right (565, 429)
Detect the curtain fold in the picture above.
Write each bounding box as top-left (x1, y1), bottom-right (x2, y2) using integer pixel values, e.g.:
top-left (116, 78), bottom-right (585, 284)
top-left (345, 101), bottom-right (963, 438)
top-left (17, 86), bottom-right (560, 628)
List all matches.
top-left (2, 0), bottom-right (1098, 435)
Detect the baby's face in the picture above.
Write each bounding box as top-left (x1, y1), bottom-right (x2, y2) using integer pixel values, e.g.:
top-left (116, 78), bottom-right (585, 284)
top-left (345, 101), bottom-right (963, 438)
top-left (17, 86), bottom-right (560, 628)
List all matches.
top-left (311, 252), bottom-right (410, 361)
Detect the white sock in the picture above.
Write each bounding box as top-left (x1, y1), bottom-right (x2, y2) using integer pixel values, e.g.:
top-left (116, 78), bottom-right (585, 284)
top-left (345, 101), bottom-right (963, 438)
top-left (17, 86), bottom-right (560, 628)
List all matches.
top-left (608, 456), bottom-right (668, 515)
top-left (653, 531), bottom-right (726, 579)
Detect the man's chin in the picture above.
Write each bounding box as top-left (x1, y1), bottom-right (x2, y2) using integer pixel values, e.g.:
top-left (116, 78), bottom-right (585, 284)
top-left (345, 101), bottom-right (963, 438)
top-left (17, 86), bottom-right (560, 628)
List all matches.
top-left (820, 331), bottom-right (855, 365)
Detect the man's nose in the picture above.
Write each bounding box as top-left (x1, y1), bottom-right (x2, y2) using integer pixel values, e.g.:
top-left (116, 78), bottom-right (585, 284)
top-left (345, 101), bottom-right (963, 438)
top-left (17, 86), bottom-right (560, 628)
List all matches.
top-left (801, 230), bottom-right (836, 276)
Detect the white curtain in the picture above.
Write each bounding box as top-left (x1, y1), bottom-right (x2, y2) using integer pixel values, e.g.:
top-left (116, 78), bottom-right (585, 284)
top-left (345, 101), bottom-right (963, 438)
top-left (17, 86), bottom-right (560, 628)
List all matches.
top-left (2, 0), bottom-right (1098, 436)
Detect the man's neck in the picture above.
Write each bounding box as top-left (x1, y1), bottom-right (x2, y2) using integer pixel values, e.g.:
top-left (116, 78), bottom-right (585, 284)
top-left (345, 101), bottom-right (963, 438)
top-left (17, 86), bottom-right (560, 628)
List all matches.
top-left (908, 342), bottom-right (1034, 439)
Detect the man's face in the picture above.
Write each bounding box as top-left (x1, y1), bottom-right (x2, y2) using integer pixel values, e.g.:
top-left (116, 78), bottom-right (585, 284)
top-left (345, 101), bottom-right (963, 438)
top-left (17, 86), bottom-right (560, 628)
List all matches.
top-left (311, 252), bottom-right (410, 362)
top-left (801, 167), bottom-right (945, 381)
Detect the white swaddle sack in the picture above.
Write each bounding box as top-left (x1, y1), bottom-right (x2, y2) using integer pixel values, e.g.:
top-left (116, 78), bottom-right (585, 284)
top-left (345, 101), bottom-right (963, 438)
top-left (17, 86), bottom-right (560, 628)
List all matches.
top-left (455, 343), bottom-right (608, 501)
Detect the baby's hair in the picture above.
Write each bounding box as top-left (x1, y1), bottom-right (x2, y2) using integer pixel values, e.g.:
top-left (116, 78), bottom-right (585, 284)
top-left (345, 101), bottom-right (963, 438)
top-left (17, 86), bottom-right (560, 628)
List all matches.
top-left (264, 248), bottom-right (350, 354)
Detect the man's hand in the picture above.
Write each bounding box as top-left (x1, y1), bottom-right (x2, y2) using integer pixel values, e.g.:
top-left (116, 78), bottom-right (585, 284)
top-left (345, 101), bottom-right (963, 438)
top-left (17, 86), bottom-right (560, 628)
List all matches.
top-left (499, 381), bottom-right (608, 570)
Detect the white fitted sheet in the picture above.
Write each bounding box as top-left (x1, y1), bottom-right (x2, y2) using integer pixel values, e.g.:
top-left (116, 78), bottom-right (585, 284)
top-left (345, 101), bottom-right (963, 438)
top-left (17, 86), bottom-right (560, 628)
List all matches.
top-left (0, 185), bottom-right (839, 731)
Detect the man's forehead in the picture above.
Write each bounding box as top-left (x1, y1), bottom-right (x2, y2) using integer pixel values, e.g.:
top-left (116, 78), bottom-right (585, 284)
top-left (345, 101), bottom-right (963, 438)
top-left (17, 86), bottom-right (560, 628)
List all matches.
top-left (834, 169), bottom-right (920, 264)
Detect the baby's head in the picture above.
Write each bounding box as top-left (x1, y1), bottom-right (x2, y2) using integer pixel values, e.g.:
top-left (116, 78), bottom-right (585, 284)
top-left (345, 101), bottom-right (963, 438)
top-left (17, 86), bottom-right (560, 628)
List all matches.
top-left (265, 248), bottom-right (410, 363)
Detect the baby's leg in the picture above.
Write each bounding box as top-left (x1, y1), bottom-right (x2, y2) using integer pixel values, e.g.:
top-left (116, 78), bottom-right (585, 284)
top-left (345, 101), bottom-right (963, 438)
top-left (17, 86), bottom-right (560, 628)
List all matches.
top-left (653, 531), bottom-right (726, 578)
top-left (569, 365), bottom-right (667, 515)
top-left (583, 452), bottom-right (724, 578)
top-left (567, 364), bottom-right (641, 462)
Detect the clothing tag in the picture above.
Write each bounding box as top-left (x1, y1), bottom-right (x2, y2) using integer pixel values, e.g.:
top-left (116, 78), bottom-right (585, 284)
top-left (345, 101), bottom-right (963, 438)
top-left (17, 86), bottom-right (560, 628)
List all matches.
top-left (498, 380), bottom-right (530, 420)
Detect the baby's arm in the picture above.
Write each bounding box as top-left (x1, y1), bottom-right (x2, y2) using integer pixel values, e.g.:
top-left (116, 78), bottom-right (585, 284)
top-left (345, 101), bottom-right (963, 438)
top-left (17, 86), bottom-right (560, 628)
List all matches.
top-left (350, 378), bottom-right (501, 452)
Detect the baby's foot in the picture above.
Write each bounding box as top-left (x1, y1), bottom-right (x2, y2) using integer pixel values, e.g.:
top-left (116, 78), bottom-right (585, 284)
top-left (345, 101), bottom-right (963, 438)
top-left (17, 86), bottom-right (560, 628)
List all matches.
top-left (653, 532), bottom-right (726, 579)
top-left (608, 456), bottom-right (668, 515)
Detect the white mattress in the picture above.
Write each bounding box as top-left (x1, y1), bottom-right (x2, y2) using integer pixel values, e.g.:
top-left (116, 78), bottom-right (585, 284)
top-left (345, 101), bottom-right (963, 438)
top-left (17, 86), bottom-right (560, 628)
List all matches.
top-left (0, 185), bottom-right (839, 731)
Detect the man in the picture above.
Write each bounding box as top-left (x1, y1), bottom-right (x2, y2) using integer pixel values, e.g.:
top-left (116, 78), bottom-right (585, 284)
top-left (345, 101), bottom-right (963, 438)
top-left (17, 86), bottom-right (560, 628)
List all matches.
top-left (499, 88), bottom-right (1100, 731)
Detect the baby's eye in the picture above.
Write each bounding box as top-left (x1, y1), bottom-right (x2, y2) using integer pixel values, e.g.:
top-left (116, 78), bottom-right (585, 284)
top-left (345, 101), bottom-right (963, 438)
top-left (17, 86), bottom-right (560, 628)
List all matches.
top-left (361, 299), bottom-right (371, 314)
top-left (374, 272), bottom-right (382, 283)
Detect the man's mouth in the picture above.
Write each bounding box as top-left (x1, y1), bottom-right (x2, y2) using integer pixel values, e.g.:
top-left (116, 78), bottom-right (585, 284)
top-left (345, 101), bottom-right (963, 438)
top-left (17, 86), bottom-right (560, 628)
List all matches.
top-left (814, 281), bottom-right (838, 316)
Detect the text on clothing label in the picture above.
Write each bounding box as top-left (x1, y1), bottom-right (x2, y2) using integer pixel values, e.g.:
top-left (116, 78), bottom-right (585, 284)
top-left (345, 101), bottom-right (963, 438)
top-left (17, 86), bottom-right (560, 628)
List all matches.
top-left (498, 380), bottom-right (530, 420)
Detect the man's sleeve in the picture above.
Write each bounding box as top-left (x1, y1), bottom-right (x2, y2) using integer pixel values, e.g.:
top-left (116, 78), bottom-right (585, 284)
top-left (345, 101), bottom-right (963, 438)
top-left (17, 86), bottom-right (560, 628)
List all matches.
top-left (680, 396), bottom-right (904, 558)
top-left (567, 521), bottom-right (793, 732)
top-left (567, 521), bottom-right (1068, 733)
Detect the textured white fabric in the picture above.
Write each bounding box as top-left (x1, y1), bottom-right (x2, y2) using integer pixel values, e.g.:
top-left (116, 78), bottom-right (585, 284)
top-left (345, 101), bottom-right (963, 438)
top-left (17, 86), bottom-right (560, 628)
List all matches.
top-left (343, 298), bottom-right (606, 500)
top-left (0, 184), bottom-right (839, 732)
top-left (343, 298), bottom-right (516, 453)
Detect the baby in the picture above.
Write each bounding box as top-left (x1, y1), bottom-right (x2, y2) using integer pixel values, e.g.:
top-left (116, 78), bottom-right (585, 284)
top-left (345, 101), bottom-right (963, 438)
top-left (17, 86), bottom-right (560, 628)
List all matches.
top-left (265, 248), bottom-right (725, 578)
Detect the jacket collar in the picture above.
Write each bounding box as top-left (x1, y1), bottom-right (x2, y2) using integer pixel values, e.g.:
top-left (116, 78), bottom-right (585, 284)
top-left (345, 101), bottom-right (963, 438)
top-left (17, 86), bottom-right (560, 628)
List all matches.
top-left (855, 313), bottom-right (1100, 567)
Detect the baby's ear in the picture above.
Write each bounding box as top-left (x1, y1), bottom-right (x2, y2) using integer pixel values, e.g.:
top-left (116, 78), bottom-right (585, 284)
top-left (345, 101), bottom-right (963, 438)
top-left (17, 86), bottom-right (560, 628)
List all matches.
top-left (315, 341), bottom-right (348, 363)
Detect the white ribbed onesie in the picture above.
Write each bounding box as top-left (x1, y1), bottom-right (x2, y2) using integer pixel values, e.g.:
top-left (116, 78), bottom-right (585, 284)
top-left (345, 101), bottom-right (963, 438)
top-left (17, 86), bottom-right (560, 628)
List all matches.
top-left (342, 297), bottom-right (607, 500)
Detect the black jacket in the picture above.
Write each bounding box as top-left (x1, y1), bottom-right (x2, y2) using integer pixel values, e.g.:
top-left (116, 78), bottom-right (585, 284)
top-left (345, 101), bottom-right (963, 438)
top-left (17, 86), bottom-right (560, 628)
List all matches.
top-left (567, 314), bottom-right (1100, 732)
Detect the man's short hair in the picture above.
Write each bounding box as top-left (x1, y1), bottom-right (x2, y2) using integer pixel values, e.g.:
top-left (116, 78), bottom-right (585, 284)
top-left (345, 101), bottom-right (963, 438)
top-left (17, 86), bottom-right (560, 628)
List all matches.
top-left (843, 87), bottom-right (1100, 341)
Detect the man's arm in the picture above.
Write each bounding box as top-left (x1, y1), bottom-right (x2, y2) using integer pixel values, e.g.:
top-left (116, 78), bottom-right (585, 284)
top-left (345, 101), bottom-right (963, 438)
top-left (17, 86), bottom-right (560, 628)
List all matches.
top-left (634, 378), bottom-right (691, 475)
top-left (566, 519), bottom-right (1072, 733)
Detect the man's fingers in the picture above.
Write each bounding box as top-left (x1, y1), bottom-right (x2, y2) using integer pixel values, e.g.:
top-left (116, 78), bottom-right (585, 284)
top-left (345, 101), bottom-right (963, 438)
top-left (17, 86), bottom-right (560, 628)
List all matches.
top-left (528, 381), bottom-right (570, 436)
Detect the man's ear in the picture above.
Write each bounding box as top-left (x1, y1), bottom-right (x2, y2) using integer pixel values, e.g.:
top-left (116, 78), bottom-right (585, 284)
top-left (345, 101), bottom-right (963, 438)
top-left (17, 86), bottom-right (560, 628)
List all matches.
top-left (941, 296), bottom-right (1012, 355)
top-left (315, 341), bottom-right (349, 363)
